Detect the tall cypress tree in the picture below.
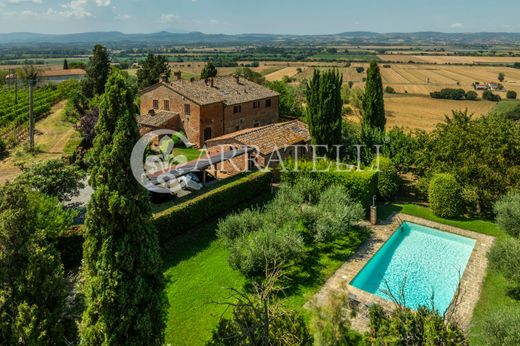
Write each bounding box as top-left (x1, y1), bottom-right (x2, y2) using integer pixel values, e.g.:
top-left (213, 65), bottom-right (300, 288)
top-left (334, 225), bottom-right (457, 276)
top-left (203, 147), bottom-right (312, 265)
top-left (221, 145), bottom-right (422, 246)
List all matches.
top-left (83, 44), bottom-right (111, 98)
top-left (305, 69), bottom-right (343, 157)
top-left (80, 72), bottom-right (165, 345)
top-left (362, 61), bottom-right (386, 131)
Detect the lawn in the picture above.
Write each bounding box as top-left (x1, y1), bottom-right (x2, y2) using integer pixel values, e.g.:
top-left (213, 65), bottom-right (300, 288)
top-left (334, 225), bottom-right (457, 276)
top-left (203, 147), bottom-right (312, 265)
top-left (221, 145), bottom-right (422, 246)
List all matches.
top-left (160, 194), bottom-right (369, 346)
top-left (379, 203), bottom-right (520, 345)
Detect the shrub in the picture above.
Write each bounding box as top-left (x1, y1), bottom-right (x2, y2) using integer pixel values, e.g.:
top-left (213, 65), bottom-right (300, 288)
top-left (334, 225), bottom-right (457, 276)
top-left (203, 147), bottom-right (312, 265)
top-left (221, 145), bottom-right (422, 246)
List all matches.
top-left (355, 67), bottom-right (365, 73)
top-left (507, 90), bottom-right (518, 99)
top-left (428, 173), bottom-right (463, 218)
top-left (494, 192), bottom-right (520, 238)
top-left (154, 170), bottom-right (273, 240)
top-left (483, 90), bottom-right (501, 102)
top-left (227, 225), bottom-right (305, 278)
top-left (282, 160), bottom-right (378, 210)
top-left (16, 159), bottom-right (85, 202)
top-left (374, 156), bottom-right (400, 200)
top-left (489, 238), bottom-right (520, 283)
top-left (384, 86), bottom-right (396, 94)
top-left (367, 305), bottom-right (466, 345)
top-left (430, 88), bottom-right (466, 100)
top-left (482, 309), bottom-right (520, 346)
top-left (0, 138), bottom-right (6, 158)
top-left (465, 90), bottom-right (478, 100)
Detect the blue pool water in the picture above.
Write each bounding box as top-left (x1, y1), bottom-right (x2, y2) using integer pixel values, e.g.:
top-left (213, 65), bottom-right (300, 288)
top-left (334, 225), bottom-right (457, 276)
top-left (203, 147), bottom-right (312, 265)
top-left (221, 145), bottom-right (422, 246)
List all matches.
top-left (351, 222), bottom-right (476, 314)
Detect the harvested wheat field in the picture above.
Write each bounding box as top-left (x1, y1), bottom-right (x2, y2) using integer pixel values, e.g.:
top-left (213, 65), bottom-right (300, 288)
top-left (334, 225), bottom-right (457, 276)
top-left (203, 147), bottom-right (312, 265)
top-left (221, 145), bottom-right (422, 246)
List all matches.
top-left (265, 67), bottom-right (302, 81)
top-left (379, 64), bottom-right (520, 96)
top-left (382, 95), bottom-right (496, 131)
top-left (378, 54), bottom-right (520, 65)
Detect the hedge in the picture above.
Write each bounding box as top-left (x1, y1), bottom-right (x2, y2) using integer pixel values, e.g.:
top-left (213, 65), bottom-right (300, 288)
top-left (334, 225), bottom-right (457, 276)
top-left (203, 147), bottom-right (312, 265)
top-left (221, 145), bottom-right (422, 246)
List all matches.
top-left (428, 173), bottom-right (463, 218)
top-left (153, 170), bottom-right (273, 240)
top-left (281, 160), bottom-right (378, 210)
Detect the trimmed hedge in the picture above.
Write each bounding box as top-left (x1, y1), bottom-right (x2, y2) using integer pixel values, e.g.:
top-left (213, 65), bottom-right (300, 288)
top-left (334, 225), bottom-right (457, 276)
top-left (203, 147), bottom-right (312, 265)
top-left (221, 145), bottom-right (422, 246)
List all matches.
top-left (428, 173), bottom-right (463, 218)
top-left (153, 170), bottom-right (273, 240)
top-left (281, 160), bottom-right (378, 210)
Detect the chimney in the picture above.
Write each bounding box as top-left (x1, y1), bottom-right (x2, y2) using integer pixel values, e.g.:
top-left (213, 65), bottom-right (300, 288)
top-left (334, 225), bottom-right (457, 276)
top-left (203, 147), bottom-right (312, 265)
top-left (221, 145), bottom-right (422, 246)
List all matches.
top-left (174, 71), bottom-right (182, 81)
top-left (234, 74), bottom-right (240, 84)
top-left (160, 74), bottom-right (168, 83)
top-left (148, 109), bottom-right (155, 116)
top-left (190, 77), bottom-right (195, 82)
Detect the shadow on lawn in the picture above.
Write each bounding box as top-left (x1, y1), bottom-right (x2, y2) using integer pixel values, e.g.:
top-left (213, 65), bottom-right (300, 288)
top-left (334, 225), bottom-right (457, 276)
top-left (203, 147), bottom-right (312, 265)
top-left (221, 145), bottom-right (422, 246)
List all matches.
top-left (280, 226), bottom-right (371, 299)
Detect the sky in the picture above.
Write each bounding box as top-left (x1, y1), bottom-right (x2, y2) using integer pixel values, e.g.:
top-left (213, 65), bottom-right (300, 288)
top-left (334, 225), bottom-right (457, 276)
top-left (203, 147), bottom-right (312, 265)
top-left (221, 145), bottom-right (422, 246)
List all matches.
top-left (0, 0), bottom-right (519, 35)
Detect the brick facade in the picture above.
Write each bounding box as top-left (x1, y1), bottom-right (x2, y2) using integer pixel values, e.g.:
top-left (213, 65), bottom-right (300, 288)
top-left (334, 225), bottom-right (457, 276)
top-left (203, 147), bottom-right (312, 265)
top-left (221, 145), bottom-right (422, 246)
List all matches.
top-left (140, 79), bottom-right (280, 147)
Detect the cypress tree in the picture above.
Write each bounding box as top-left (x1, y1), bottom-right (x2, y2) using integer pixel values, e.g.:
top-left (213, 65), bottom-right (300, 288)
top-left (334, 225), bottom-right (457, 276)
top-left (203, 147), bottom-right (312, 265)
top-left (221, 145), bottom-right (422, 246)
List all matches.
top-left (305, 69), bottom-right (343, 157)
top-left (83, 44), bottom-right (111, 98)
top-left (362, 61), bottom-right (386, 131)
top-left (63, 59), bottom-right (69, 70)
top-left (137, 53), bottom-right (171, 89)
top-left (80, 72), bottom-right (165, 345)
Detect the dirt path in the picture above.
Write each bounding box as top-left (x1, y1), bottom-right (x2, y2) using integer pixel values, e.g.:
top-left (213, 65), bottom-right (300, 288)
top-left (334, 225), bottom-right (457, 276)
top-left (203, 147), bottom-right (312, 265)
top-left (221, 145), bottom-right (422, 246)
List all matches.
top-left (0, 101), bottom-right (79, 184)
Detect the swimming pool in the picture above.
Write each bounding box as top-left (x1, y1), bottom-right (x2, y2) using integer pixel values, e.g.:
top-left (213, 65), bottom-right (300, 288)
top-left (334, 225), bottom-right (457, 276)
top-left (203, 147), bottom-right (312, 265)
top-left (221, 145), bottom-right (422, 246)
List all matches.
top-left (351, 221), bottom-right (476, 314)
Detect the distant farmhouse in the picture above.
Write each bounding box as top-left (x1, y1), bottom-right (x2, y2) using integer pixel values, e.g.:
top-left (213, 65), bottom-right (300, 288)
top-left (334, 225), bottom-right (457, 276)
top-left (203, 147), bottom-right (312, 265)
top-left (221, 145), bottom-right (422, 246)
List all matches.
top-left (473, 81), bottom-right (501, 91)
top-left (138, 73), bottom-right (280, 147)
top-left (40, 69), bottom-right (86, 84)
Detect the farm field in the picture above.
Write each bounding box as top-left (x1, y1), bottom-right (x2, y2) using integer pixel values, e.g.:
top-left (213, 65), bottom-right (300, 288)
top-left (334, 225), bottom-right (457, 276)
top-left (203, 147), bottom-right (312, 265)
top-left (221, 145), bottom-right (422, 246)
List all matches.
top-left (264, 66), bottom-right (302, 81)
top-left (378, 54), bottom-right (520, 64)
top-left (382, 95), bottom-right (496, 131)
top-left (0, 101), bottom-right (80, 184)
top-left (379, 64), bottom-right (520, 96)
top-left (0, 85), bottom-right (62, 136)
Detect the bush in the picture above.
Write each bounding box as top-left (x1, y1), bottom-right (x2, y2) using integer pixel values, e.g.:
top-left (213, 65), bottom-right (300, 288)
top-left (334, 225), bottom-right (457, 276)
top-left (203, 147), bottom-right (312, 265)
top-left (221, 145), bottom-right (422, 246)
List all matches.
top-left (507, 90), bottom-right (518, 99)
top-left (367, 305), bottom-right (466, 345)
top-left (482, 309), bottom-right (520, 346)
top-left (465, 90), bottom-right (478, 100)
top-left (430, 88), bottom-right (466, 100)
top-left (489, 238), bottom-right (520, 284)
top-left (494, 192), bottom-right (520, 238)
top-left (16, 159), bottom-right (85, 202)
top-left (384, 86), bottom-right (396, 94)
top-left (483, 90), bottom-right (501, 102)
top-left (281, 160), bottom-right (378, 210)
top-left (428, 173), bottom-right (463, 218)
top-left (374, 156), bottom-right (400, 200)
top-left (154, 170), bottom-right (273, 240)
top-left (355, 67), bottom-right (365, 73)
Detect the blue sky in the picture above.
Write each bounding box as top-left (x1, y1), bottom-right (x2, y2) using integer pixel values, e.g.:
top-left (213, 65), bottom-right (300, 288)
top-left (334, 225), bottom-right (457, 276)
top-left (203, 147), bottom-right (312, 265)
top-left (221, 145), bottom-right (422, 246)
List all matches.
top-left (0, 0), bottom-right (519, 34)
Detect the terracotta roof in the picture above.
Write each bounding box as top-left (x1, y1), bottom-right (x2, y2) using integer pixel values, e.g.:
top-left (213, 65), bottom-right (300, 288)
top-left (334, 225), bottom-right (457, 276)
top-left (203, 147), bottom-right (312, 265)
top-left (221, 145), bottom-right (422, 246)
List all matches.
top-left (147, 76), bottom-right (279, 106)
top-left (40, 69), bottom-right (86, 77)
top-left (138, 111), bottom-right (179, 128)
top-left (207, 120), bottom-right (310, 155)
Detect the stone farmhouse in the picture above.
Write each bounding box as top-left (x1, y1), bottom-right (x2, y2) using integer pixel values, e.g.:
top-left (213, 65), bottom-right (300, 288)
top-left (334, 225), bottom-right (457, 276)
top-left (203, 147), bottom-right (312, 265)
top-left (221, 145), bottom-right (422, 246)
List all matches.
top-left (139, 73), bottom-right (280, 147)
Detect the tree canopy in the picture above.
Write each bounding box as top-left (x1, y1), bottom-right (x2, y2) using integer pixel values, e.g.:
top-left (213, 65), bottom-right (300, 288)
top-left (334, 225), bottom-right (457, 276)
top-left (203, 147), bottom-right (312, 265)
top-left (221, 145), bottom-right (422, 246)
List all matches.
top-left (200, 61), bottom-right (218, 80)
top-left (80, 72), bottom-right (165, 344)
top-left (0, 184), bottom-right (69, 344)
top-left (362, 61), bottom-right (386, 131)
top-left (82, 44), bottom-right (111, 98)
top-left (305, 69), bottom-right (343, 157)
top-left (137, 53), bottom-right (171, 89)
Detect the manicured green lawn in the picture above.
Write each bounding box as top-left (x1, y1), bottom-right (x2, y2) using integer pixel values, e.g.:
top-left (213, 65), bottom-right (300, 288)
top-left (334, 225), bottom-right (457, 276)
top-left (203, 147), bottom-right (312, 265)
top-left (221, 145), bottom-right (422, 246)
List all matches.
top-left (160, 195), bottom-right (369, 345)
top-left (379, 203), bottom-right (520, 345)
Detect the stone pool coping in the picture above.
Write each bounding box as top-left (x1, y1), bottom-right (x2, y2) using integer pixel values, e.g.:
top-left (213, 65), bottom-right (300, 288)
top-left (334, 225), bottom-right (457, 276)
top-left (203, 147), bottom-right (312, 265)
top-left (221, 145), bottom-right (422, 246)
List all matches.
top-left (312, 213), bottom-right (495, 332)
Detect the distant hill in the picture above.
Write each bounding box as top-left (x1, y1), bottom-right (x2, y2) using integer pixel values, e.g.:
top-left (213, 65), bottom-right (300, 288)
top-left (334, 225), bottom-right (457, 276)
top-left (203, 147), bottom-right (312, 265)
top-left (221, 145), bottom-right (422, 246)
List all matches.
top-left (1, 31), bottom-right (520, 47)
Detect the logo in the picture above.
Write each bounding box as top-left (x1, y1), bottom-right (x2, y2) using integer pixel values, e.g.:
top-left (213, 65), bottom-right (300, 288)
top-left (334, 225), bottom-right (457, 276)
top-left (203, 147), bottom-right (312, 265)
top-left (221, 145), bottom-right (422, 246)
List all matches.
top-left (131, 129), bottom-right (197, 194)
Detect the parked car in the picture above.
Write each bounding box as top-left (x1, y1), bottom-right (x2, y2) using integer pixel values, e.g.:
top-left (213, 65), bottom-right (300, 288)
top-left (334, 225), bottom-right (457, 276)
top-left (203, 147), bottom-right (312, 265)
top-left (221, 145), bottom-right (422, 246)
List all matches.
top-left (179, 171), bottom-right (218, 192)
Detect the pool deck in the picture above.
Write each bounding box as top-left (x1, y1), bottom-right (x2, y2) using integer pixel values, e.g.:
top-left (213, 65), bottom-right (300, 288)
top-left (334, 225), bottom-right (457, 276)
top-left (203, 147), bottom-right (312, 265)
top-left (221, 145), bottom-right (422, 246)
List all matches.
top-left (312, 212), bottom-right (495, 333)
